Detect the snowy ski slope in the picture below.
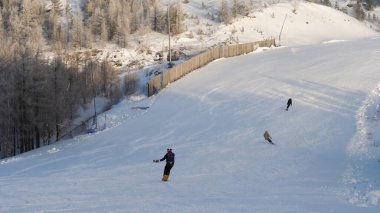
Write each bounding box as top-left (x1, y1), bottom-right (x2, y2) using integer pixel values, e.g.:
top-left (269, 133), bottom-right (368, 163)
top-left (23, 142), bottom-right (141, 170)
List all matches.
top-left (1, 1), bottom-right (380, 212)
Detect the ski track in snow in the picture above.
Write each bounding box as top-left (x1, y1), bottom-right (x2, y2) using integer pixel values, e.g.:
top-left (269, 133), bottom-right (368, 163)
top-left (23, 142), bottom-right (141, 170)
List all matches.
top-left (343, 84), bottom-right (380, 206)
top-left (75, 95), bottom-right (157, 140)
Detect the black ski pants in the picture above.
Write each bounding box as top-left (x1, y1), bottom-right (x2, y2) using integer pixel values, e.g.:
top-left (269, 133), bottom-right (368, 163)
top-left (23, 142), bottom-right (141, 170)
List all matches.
top-left (164, 162), bottom-right (174, 176)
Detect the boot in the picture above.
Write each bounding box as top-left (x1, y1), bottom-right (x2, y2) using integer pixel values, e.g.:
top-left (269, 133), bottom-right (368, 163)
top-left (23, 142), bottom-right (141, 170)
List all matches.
top-left (162, 175), bottom-right (169, 181)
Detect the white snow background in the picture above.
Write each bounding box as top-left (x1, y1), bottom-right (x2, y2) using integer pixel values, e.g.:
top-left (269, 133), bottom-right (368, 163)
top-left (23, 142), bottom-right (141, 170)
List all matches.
top-left (1, 1), bottom-right (380, 212)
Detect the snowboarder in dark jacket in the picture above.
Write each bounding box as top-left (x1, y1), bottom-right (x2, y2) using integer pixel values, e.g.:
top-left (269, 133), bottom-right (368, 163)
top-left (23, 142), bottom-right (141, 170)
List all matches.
top-left (154, 148), bottom-right (175, 181)
top-left (286, 98), bottom-right (292, 111)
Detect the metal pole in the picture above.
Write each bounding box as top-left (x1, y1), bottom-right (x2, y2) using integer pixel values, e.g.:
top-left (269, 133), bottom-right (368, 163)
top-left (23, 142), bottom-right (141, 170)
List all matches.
top-left (104, 114), bottom-right (107, 130)
top-left (91, 61), bottom-right (97, 129)
top-left (168, 1), bottom-right (172, 68)
top-left (279, 14), bottom-right (287, 46)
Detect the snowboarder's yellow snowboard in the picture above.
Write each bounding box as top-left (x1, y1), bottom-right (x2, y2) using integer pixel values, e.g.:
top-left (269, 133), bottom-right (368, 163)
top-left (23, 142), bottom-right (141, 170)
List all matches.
top-left (162, 175), bottom-right (169, 181)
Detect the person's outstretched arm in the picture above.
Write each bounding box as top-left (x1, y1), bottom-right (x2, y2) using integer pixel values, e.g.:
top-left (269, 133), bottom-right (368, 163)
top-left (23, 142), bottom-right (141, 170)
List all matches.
top-left (160, 154), bottom-right (167, 162)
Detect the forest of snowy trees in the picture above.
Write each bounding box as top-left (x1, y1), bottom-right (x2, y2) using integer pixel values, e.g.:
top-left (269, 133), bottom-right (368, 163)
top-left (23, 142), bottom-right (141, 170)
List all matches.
top-left (0, 0), bottom-right (185, 159)
top-left (0, 0), bottom-right (187, 50)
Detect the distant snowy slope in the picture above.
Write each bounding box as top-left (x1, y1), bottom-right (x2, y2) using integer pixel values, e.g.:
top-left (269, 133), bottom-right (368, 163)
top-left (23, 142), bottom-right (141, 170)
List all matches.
top-left (97, 1), bottom-right (378, 68)
top-left (213, 2), bottom-right (378, 46)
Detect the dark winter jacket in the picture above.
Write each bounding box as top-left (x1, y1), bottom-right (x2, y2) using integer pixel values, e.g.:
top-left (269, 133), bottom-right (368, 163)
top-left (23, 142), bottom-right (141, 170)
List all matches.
top-left (160, 151), bottom-right (175, 164)
top-left (287, 98), bottom-right (292, 106)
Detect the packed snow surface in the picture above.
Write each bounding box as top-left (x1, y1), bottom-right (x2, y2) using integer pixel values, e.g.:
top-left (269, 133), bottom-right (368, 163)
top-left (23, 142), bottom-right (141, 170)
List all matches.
top-left (1, 38), bottom-right (380, 212)
top-left (1, 1), bottom-right (380, 213)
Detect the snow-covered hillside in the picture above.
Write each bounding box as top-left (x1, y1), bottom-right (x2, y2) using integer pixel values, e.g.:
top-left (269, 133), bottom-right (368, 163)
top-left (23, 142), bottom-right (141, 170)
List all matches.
top-left (129, 1), bottom-right (378, 70)
top-left (50, 0), bottom-right (378, 73)
top-left (1, 1), bottom-right (380, 212)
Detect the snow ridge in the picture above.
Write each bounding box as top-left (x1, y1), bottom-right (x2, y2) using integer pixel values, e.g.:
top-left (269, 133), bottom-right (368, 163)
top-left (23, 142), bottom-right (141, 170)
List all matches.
top-left (348, 84), bottom-right (380, 156)
top-left (343, 84), bottom-right (380, 206)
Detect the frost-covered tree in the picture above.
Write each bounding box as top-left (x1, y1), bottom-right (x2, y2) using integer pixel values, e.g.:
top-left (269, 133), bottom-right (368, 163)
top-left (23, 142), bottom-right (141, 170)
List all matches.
top-left (152, 2), bottom-right (166, 32)
top-left (51, 0), bottom-right (63, 15)
top-left (100, 19), bottom-right (108, 44)
top-left (218, 0), bottom-right (232, 24)
top-left (83, 25), bottom-right (93, 48)
top-left (354, 1), bottom-right (366, 21)
top-left (366, 0), bottom-right (376, 11)
top-left (88, 8), bottom-right (105, 39)
top-left (113, 12), bottom-right (130, 47)
top-left (168, 3), bottom-right (186, 35)
top-left (130, 0), bottom-right (144, 33)
top-left (232, 0), bottom-right (248, 18)
top-left (20, 0), bottom-right (45, 54)
top-left (334, 1), bottom-right (340, 9)
top-left (71, 4), bottom-right (85, 49)
top-left (322, 0), bottom-right (332, 7)
top-left (0, 43), bottom-right (16, 158)
top-left (0, 11), bottom-right (5, 40)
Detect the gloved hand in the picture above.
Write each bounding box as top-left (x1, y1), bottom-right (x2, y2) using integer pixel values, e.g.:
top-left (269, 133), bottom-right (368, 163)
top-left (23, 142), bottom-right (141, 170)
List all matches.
top-left (153, 160), bottom-right (159, 163)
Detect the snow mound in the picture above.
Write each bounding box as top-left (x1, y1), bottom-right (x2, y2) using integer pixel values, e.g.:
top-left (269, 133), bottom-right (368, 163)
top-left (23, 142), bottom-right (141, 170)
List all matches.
top-left (343, 84), bottom-right (380, 207)
top-left (369, 190), bottom-right (380, 205)
top-left (348, 84), bottom-right (380, 156)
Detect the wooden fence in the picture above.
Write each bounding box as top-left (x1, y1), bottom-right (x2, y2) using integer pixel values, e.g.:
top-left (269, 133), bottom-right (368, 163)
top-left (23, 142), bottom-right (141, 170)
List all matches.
top-left (148, 38), bottom-right (276, 96)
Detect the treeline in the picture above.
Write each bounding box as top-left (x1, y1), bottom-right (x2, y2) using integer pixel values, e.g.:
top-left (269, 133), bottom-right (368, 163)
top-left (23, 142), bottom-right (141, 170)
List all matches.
top-left (351, 0), bottom-right (379, 21)
top-left (0, 0), bottom-right (186, 51)
top-left (0, 0), bottom-right (185, 159)
top-left (217, 0), bottom-right (252, 24)
top-left (0, 41), bottom-right (137, 159)
top-left (309, 0), bottom-right (379, 22)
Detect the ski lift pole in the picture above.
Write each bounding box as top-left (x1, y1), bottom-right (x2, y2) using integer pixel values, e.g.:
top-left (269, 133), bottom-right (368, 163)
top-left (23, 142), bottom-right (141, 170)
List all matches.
top-left (167, 0), bottom-right (173, 68)
top-left (278, 14), bottom-right (287, 46)
top-left (88, 60), bottom-right (98, 130)
top-left (103, 114), bottom-right (107, 130)
top-left (160, 72), bottom-right (163, 90)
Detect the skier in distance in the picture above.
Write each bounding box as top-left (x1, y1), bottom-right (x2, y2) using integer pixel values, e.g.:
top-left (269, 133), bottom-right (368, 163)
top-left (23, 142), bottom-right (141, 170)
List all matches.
top-left (263, 130), bottom-right (274, 145)
top-left (286, 98), bottom-right (292, 111)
